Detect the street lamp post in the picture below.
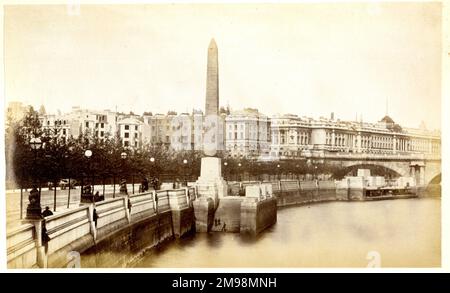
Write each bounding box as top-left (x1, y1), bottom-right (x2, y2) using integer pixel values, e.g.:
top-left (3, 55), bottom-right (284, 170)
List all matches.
top-left (149, 157), bottom-right (158, 191)
top-left (223, 161), bottom-right (228, 181)
top-left (80, 149), bottom-right (93, 203)
top-left (238, 162), bottom-right (242, 182)
top-left (183, 159), bottom-right (188, 186)
top-left (120, 152), bottom-right (128, 195)
top-left (277, 164), bottom-right (281, 181)
top-left (26, 137), bottom-right (43, 220)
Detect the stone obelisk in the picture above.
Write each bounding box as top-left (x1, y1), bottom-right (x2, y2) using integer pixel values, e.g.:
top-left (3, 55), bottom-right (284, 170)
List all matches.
top-left (205, 38), bottom-right (219, 116)
top-left (194, 39), bottom-right (228, 232)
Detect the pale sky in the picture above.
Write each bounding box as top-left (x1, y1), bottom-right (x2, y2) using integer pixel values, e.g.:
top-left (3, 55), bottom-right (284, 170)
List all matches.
top-left (4, 2), bottom-right (442, 129)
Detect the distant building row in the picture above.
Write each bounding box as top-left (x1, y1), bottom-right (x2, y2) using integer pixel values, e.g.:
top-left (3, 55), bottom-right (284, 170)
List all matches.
top-left (7, 102), bottom-right (441, 160)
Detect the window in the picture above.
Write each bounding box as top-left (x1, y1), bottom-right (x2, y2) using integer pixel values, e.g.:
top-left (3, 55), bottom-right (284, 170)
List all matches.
top-left (125, 125), bottom-right (129, 130)
top-left (95, 123), bottom-right (99, 128)
top-left (100, 131), bottom-right (104, 137)
top-left (85, 122), bottom-right (89, 128)
top-left (135, 141), bottom-right (138, 147)
top-left (135, 125), bottom-right (138, 131)
top-left (124, 141), bottom-right (129, 147)
top-left (63, 129), bottom-right (66, 135)
top-left (101, 123), bottom-right (104, 128)
top-left (125, 133), bottom-right (129, 138)
top-left (134, 133), bottom-right (138, 138)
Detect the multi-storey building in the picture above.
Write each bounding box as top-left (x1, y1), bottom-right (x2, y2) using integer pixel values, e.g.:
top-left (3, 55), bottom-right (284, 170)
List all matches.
top-left (39, 114), bottom-right (72, 143)
top-left (269, 114), bottom-right (312, 159)
top-left (269, 113), bottom-right (441, 160)
top-left (31, 103), bottom-right (440, 160)
top-left (145, 112), bottom-right (176, 147)
top-left (144, 110), bottom-right (212, 152)
top-left (117, 117), bottom-right (143, 148)
top-left (225, 108), bottom-right (271, 158)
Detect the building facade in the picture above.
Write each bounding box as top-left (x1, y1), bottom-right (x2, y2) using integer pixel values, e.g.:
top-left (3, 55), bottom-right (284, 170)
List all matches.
top-left (28, 103), bottom-right (440, 160)
top-left (225, 108), bottom-right (271, 158)
top-left (269, 114), bottom-right (440, 160)
top-left (117, 117), bottom-right (143, 148)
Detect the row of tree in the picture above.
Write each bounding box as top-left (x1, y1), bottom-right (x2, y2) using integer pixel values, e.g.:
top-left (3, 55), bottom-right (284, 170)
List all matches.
top-left (5, 107), bottom-right (398, 189)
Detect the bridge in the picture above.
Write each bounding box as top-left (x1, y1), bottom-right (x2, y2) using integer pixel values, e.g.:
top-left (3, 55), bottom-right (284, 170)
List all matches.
top-left (304, 151), bottom-right (441, 187)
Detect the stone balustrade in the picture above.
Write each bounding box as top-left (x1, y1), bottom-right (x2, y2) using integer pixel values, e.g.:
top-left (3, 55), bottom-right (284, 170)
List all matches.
top-left (95, 197), bottom-right (129, 239)
top-left (7, 224), bottom-right (37, 268)
top-left (7, 187), bottom-right (196, 269)
top-left (187, 187), bottom-right (197, 206)
top-left (45, 206), bottom-right (92, 254)
top-left (129, 192), bottom-right (155, 222)
top-left (280, 180), bottom-right (300, 191)
top-left (168, 189), bottom-right (189, 210)
top-left (156, 190), bottom-right (170, 212)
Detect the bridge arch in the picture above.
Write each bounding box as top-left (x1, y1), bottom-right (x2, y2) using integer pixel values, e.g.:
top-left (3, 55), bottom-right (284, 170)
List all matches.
top-left (331, 163), bottom-right (402, 180)
top-left (427, 173), bottom-right (441, 185)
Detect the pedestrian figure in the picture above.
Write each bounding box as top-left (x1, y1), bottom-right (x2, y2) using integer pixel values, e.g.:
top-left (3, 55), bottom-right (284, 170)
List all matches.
top-left (119, 179), bottom-right (128, 195)
top-left (41, 222), bottom-right (51, 253)
top-left (41, 206), bottom-right (53, 217)
top-left (94, 191), bottom-right (101, 202)
top-left (93, 208), bottom-right (99, 228)
top-left (127, 198), bottom-right (132, 214)
top-left (142, 178), bottom-right (149, 192)
top-left (151, 176), bottom-right (160, 191)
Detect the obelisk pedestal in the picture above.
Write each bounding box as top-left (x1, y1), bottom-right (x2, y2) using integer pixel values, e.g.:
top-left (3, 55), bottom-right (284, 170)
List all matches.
top-left (193, 157), bottom-right (228, 232)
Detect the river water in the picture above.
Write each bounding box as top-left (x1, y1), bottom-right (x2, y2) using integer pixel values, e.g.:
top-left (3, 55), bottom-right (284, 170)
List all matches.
top-left (131, 198), bottom-right (440, 268)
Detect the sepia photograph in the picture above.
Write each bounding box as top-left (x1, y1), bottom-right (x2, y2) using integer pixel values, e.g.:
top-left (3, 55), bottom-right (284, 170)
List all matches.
top-left (2, 1), bottom-right (444, 269)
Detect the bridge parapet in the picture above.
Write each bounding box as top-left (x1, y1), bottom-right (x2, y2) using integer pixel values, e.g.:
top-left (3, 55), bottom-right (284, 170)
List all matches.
top-left (321, 152), bottom-right (428, 160)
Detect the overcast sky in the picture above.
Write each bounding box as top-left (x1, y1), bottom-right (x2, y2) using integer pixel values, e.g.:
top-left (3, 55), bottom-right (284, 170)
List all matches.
top-left (4, 2), bottom-right (442, 129)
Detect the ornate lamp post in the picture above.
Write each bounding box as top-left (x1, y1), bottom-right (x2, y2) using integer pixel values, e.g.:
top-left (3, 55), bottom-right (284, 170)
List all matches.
top-left (26, 137), bottom-right (43, 219)
top-left (277, 164), bottom-right (281, 181)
